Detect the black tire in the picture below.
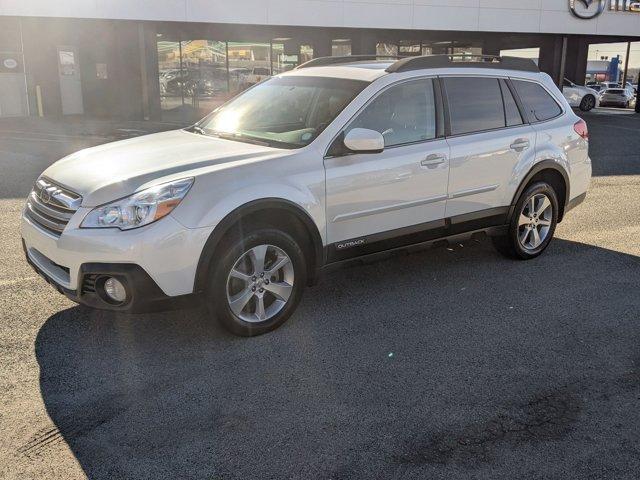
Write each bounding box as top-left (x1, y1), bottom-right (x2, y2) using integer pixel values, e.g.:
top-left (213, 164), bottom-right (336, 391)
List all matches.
top-left (579, 95), bottom-right (595, 111)
top-left (492, 182), bottom-right (559, 260)
top-left (206, 228), bottom-right (307, 337)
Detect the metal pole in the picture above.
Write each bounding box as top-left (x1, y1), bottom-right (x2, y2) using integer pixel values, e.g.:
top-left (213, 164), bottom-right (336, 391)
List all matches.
top-left (178, 37), bottom-right (184, 107)
top-left (36, 85), bottom-right (43, 117)
top-left (138, 23), bottom-right (150, 120)
top-left (225, 41), bottom-right (230, 93)
top-left (19, 18), bottom-right (30, 116)
top-left (636, 72), bottom-right (640, 113)
top-left (622, 41), bottom-right (631, 87)
top-left (558, 36), bottom-right (568, 87)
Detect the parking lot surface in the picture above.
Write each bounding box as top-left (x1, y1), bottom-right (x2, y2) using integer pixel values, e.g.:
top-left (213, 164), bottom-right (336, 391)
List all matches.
top-left (0, 110), bottom-right (639, 479)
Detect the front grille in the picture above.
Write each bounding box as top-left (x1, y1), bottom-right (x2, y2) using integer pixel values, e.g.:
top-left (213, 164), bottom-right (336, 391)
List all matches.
top-left (25, 178), bottom-right (82, 237)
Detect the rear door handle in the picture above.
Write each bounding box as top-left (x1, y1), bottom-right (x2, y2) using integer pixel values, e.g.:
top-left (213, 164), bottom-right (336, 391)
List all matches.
top-left (510, 139), bottom-right (530, 152)
top-left (421, 154), bottom-right (446, 168)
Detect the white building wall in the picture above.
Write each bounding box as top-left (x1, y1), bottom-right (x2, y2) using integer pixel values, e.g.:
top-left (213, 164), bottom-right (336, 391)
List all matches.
top-left (1, 0), bottom-right (640, 37)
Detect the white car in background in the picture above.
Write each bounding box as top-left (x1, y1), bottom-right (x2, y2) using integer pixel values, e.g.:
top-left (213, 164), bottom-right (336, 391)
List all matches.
top-left (562, 78), bottom-right (599, 111)
top-left (599, 87), bottom-right (636, 108)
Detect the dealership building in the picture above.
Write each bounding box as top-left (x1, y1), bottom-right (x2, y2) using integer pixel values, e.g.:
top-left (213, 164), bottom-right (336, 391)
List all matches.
top-left (1, 0), bottom-right (639, 121)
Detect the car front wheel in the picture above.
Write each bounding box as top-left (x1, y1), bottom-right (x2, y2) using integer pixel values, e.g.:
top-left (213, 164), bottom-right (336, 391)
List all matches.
top-left (206, 228), bottom-right (307, 336)
top-left (493, 182), bottom-right (559, 260)
top-left (579, 95), bottom-right (595, 111)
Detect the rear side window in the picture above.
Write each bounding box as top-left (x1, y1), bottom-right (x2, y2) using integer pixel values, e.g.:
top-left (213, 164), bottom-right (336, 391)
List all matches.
top-left (512, 80), bottom-right (562, 122)
top-left (443, 77), bottom-right (505, 135)
top-left (500, 79), bottom-right (523, 127)
top-left (347, 78), bottom-right (437, 147)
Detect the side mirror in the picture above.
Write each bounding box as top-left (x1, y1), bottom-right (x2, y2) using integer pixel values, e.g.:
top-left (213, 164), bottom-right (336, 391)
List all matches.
top-left (343, 128), bottom-right (384, 154)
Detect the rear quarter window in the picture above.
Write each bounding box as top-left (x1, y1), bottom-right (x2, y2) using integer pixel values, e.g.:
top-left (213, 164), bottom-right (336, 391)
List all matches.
top-left (511, 80), bottom-right (562, 122)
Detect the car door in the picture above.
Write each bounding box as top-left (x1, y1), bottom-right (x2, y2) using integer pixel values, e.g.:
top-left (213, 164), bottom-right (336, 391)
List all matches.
top-left (324, 78), bottom-right (450, 260)
top-left (442, 76), bottom-right (536, 221)
top-left (562, 79), bottom-right (580, 107)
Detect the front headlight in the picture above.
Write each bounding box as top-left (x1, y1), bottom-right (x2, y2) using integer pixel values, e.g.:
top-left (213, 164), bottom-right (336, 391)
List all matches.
top-left (81, 178), bottom-right (194, 230)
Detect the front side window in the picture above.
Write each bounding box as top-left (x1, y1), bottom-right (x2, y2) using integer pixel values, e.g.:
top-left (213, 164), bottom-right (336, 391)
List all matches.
top-left (346, 79), bottom-right (437, 147)
top-left (444, 77), bottom-right (505, 135)
top-left (196, 76), bottom-right (368, 148)
top-left (512, 80), bottom-right (562, 122)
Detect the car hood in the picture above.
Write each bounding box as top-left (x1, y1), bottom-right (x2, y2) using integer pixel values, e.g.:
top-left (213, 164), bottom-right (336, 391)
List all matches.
top-left (580, 86), bottom-right (599, 96)
top-left (42, 129), bottom-right (278, 207)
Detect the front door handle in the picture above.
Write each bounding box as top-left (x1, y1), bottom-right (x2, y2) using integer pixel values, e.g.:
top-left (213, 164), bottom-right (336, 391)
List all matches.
top-left (421, 154), bottom-right (446, 168)
top-left (510, 139), bottom-right (530, 152)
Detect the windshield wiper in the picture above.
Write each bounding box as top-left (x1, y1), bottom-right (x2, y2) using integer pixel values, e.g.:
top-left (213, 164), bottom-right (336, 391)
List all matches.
top-left (186, 125), bottom-right (206, 135)
top-left (208, 131), bottom-right (273, 147)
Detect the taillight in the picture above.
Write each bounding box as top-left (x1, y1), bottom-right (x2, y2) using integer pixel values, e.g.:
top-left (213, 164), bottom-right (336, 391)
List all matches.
top-left (574, 119), bottom-right (589, 140)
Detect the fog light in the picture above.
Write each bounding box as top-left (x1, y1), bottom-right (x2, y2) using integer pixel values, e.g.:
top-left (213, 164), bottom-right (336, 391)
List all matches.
top-left (104, 277), bottom-right (127, 303)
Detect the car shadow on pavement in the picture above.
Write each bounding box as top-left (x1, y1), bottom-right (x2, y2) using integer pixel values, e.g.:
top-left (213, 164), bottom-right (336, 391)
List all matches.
top-left (31, 238), bottom-right (640, 479)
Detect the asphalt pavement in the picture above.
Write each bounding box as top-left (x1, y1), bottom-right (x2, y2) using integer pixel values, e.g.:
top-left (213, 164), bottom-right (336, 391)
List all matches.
top-left (0, 109), bottom-right (639, 479)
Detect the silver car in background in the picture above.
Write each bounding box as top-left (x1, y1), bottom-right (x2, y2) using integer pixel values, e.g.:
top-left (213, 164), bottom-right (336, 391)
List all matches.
top-left (599, 88), bottom-right (635, 108)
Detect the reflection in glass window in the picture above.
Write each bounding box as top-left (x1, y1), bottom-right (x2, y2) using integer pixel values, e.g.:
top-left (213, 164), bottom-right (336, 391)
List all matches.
top-left (377, 43), bottom-right (398, 57)
top-left (157, 39), bottom-right (229, 115)
top-left (452, 47), bottom-right (482, 59)
top-left (300, 45), bottom-right (314, 64)
top-left (157, 40), bottom-right (184, 112)
top-left (228, 41), bottom-right (272, 93)
top-left (399, 40), bottom-right (421, 57)
top-left (332, 39), bottom-right (351, 56)
top-left (272, 43), bottom-right (299, 75)
top-left (181, 40), bottom-right (229, 111)
top-left (347, 79), bottom-right (437, 147)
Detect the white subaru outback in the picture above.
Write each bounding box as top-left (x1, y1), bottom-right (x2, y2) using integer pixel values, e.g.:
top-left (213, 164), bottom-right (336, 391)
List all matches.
top-left (21, 55), bottom-right (591, 336)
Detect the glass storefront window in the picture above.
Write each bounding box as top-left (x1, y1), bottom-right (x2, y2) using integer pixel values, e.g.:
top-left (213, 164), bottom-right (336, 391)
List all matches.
top-left (156, 36), bottom-right (317, 121)
top-left (332, 39), bottom-right (351, 56)
top-left (399, 40), bottom-right (421, 57)
top-left (377, 43), bottom-right (398, 57)
top-left (157, 38), bottom-right (229, 116)
top-left (157, 39), bottom-right (184, 113)
top-left (300, 45), bottom-right (313, 64)
top-left (271, 43), bottom-right (299, 74)
top-left (228, 41), bottom-right (271, 92)
top-left (453, 46), bottom-right (483, 59)
top-left (181, 40), bottom-right (229, 112)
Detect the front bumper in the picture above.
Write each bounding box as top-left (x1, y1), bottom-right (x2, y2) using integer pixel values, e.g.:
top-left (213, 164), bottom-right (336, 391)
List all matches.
top-left (21, 209), bottom-right (212, 312)
top-left (23, 240), bottom-right (187, 312)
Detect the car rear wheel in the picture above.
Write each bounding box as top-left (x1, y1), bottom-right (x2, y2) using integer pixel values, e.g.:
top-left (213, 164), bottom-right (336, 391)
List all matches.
top-left (206, 228), bottom-right (307, 336)
top-left (492, 182), bottom-right (559, 260)
top-left (579, 95), bottom-right (595, 111)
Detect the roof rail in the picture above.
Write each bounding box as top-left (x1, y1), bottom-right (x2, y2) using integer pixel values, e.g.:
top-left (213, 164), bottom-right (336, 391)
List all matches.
top-left (296, 55), bottom-right (399, 70)
top-left (385, 55), bottom-right (539, 73)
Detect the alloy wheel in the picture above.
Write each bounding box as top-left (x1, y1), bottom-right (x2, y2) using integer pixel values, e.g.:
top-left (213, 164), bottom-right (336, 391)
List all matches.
top-left (586, 96), bottom-right (595, 109)
top-left (517, 193), bottom-right (553, 251)
top-left (226, 244), bottom-right (294, 323)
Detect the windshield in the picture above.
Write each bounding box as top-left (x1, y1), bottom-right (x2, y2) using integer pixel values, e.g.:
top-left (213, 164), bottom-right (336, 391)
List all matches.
top-left (193, 76), bottom-right (369, 149)
top-left (606, 89), bottom-right (624, 94)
